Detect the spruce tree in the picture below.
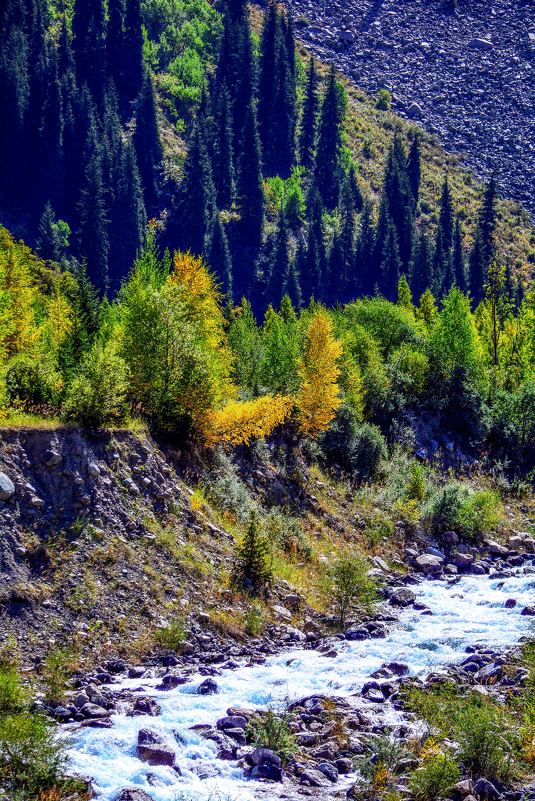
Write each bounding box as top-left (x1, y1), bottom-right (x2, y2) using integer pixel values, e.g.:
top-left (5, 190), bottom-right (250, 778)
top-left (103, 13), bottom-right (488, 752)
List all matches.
top-left (299, 55), bottom-right (319, 170)
top-left (438, 175), bottom-right (454, 251)
top-left (212, 83), bottom-right (234, 208)
top-left (406, 131), bottom-right (422, 207)
top-left (302, 186), bottom-right (326, 302)
top-left (36, 201), bottom-right (62, 261)
top-left (287, 248), bottom-right (303, 310)
top-left (133, 70), bottom-right (163, 204)
top-left (123, 0), bottom-right (144, 100)
top-left (176, 120), bottom-right (216, 256)
top-left (77, 151), bottom-right (109, 294)
top-left (267, 203), bottom-right (290, 308)
top-left (315, 64), bottom-right (344, 210)
top-left (72, 0), bottom-right (106, 104)
top-left (469, 227), bottom-right (485, 307)
top-left (382, 131), bottom-right (415, 274)
top-left (335, 174), bottom-right (357, 302)
top-left (232, 5), bottom-right (256, 149)
top-left (205, 210), bottom-right (233, 299)
top-left (106, 0), bottom-right (125, 96)
top-left (380, 217), bottom-right (401, 302)
top-left (355, 200), bottom-right (375, 297)
top-left (452, 217), bottom-right (466, 293)
top-left (38, 51), bottom-right (64, 207)
top-left (479, 170), bottom-right (498, 268)
top-left (236, 99), bottom-right (264, 247)
top-left (108, 138), bottom-right (146, 290)
top-left (433, 224), bottom-right (448, 296)
top-left (410, 230), bottom-right (433, 304)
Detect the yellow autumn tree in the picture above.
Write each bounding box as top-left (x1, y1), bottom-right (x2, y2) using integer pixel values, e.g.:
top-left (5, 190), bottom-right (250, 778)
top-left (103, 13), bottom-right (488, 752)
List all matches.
top-left (203, 395), bottom-right (293, 448)
top-left (296, 309), bottom-right (343, 438)
top-left (0, 244), bottom-right (39, 360)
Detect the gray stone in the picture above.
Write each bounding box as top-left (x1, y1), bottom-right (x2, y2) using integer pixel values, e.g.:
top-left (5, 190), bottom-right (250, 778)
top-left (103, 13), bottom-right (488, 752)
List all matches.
top-left (300, 768), bottom-right (332, 787)
top-left (81, 703), bottom-right (110, 719)
top-left (521, 606), bottom-right (535, 616)
top-left (43, 450), bottom-right (62, 467)
top-left (407, 101), bottom-right (423, 117)
top-left (414, 553), bottom-right (443, 575)
top-left (138, 728), bottom-right (164, 746)
top-left (318, 762), bottom-right (338, 782)
top-left (468, 38), bottom-right (493, 51)
top-left (115, 790), bottom-right (153, 801)
top-left (443, 531), bottom-right (459, 545)
top-left (217, 715), bottom-right (247, 730)
top-left (485, 540), bottom-right (509, 557)
top-left (136, 743), bottom-right (175, 766)
top-left (505, 599), bottom-right (516, 609)
top-left (252, 748), bottom-right (281, 768)
top-left (0, 473), bottom-right (15, 501)
top-left (250, 762), bottom-right (282, 781)
top-left (389, 587), bottom-right (415, 606)
top-left (426, 546), bottom-right (446, 560)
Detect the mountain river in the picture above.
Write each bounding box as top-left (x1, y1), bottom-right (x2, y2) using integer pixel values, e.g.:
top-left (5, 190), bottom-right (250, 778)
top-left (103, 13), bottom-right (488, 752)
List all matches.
top-left (66, 569), bottom-right (535, 801)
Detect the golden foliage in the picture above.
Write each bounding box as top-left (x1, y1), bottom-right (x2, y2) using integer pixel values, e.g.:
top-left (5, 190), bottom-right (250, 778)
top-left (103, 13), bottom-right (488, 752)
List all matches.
top-left (203, 395), bottom-right (293, 447)
top-left (296, 310), bottom-right (342, 438)
top-left (168, 251), bottom-right (226, 352)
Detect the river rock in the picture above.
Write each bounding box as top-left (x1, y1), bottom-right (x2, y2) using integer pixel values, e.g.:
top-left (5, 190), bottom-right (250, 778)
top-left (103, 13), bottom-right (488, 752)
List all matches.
top-left (443, 531), bottom-right (459, 545)
top-left (521, 606), bottom-right (535, 616)
top-left (485, 540), bottom-right (509, 557)
top-left (81, 703), bottom-right (110, 719)
top-left (384, 661), bottom-right (409, 677)
top-left (198, 678), bottom-right (218, 694)
top-left (335, 757), bottom-right (353, 774)
top-left (250, 762), bottom-right (282, 781)
top-left (345, 626), bottom-right (369, 640)
top-left (158, 674), bottom-right (188, 690)
top-left (468, 38), bottom-right (494, 51)
top-left (389, 587), bottom-right (415, 606)
top-left (252, 748), bottom-right (281, 767)
top-left (137, 743), bottom-right (175, 766)
top-left (115, 790), bottom-right (153, 801)
top-left (131, 697), bottom-right (161, 716)
top-left (300, 767), bottom-right (332, 787)
top-left (505, 599), bottom-right (516, 608)
top-left (474, 663), bottom-right (501, 684)
top-left (473, 778), bottom-right (501, 799)
top-left (507, 535), bottom-right (525, 550)
top-left (318, 762), bottom-right (339, 782)
top-left (217, 715), bottom-right (247, 730)
top-left (414, 554), bottom-right (443, 575)
top-left (453, 552), bottom-right (473, 570)
top-left (0, 472), bottom-right (15, 500)
top-left (138, 728), bottom-right (164, 746)
top-left (128, 667), bottom-right (146, 679)
top-left (524, 538), bottom-right (535, 553)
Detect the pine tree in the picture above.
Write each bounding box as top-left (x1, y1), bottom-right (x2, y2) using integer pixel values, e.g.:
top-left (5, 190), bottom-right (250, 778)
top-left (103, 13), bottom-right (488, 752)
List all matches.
top-left (334, 174), bottom-right (357, 302)
top-left (469, 226), bottom-right (485, 307)
top-left (433, 224), bottom-right (449, 296)
top-left (108, 138), bottom-right (146, 291)
top-left (205, 210), bottom-right (233, 299)
top-left (236, 99), bottom-right (264, 247)
top-left (106, 0), bottom-right (125, 95)
top-left (380, 216), bottom-right (401, 302)
top-left (479, 170), bottom-right (498, 269)
top-left (133, 70), bottom-right (163, 204)
top-left (287, 248), bottom-right (303, 310)
top-left (438, 175), bottom-right (454, 251)
top-left (452, 217), bottom-right (466, 293)
top-left (231, 5), bottom-right (256, 149)
top-left (302, 187), bottom-right (326, 303)
top-left (72, 0), bottom-right (106, 104)
top-left (406, 131), bottom-right (422, 207)
top-left (36, 201), bottom-right (62, 261)
top-left (123, 0), bottom-right (144, 100)
top-left (315, 64), bottom-right (344, 210)
top-left (212, 83), bottom-right (234, 208)
top-left (176, 120), bottom-right (216, 256)
top-left (410, 230), bottom-right (433, 304)
top-left (267, 203), bottom-right (290, 308)
top-left (299, 55), bottom-right (319, 170)
top-left (382, 131), bottom-right (415, 273)
top-left (355, 200), bottom-right (374, 296)
top-left (38, 51), bottom-right (64, 207)
top-left (77, 151), bottom-right (109, 294)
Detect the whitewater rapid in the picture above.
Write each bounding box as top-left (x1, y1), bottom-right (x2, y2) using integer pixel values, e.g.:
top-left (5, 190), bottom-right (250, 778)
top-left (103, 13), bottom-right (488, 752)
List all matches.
top-left (66, 569), bottom-right (535, 801)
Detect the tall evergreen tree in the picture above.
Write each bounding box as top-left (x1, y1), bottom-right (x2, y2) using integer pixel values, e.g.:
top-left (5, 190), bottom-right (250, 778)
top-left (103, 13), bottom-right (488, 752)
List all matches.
top-left (380, 216), bottom-right (401, 302)
top-left (406, 131), bottom-right (422, 208)
top-left (133, 70), bottom-right (163, 204)
top-left (302, 186), bottom-right (326, 302)
top-left (469, 226), bottom-right (485, 307)
top-left (108, 138), bottom-right (146, 290)
top-left (288, 245), bottom-right (303, 310)
top-left (205, 210), bottom-right (233, 299)
top-left (383, 130), bottom-right (415, 273)
top-left (267, 203), bottom-right (290, 308)
top-left (38, 51), bottom-right (64, 207)
top-left (232, 4), bottom-right (256, 149)
top-left (299, 55), bottom-right (319, 170)
top-left (355, 200), bottom-right (375, 297)
top-left (123, 0), bottom-right (144, 100)
top-left (236, 99), bottom-right (264, 247)
top-left (77, 151), bottom-right (109, 294)
top-left (410, 230), bottom-right (433, 304)
top-left (106, 0), bottom-right (125, 95)
top-left (212, 82), bottom-right (234, 208)
top-left (438, 175), bottom-right (454, 251)
top-left (36, 201), bottom-right (62, 261)
top-left (72, 0), bottom-right (106, 104)
top-left (315, 64), bottom-right (344, 210)
top-left (468, 173), bottom-right (498, 307)
top-left (176, 120), bottom-right (216, 256)
top-left (452, 217), bottom-right (466, 293)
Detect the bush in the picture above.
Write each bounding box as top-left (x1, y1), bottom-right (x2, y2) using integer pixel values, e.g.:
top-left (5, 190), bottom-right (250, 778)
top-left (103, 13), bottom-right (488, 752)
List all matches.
top-left (62, 341), bottom-right (129, 428)
top-left (4, 356), bottom-right (62, 412)
top-left (376, 88), bottom-right (391, 110)
top-left (41, 648), bottom-right (77, 705)
top-left (247, 710), bottom-right (296, 766)
top-left (409, 752), bottom-right (460, 801)
top-left (155, 617), bottom-right (186, 651)
top-left (327, 553), bottom-right (377, 628)
top-left (0, 713), bottom-right (68, 798)
top-left (0, 668), bottom-right (29, 715)
top-left (320, 403), bottom-right (359, 473)
top-left (422, 484), bottom-right (501, 540)
top-left (454, 704), bottom-right (516, 782)
top-left (352, 423), bottom-right (388, 485)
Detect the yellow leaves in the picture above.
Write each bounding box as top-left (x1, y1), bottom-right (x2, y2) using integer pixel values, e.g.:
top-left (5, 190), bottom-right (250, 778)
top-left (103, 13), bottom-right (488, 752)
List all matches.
top-left (296, 310), bottom-right (342, 438)
top-left (168, 251), bottom-right (225, 350)
top-left (203, 395), bottom-right (293, 448)
top-left (43, 291), bottom-right (73, 356)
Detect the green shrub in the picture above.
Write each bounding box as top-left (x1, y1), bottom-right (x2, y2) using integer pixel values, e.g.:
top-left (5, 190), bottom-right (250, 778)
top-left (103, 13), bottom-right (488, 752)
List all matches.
top-left (62, 341), bottom-right (129, 428)
top-left (247, 710), bottom-right (296, 766)
top-left (155, 617), bottom-right (186, 651)
top-left (352, 423), bottom-right (388, 484)
top-left (327, 553), bottom-right (377, 627)
top-left (0, 668), bottom-right (29, 715)
top-left (41, 648), bottom-right (76, 705)
top-left (409, 753), bottom-right (460, 801)
top-left (376, 88), bottom-right (391, 111)
top-left (454, 704), bottom-right (516, 782)
top-left (422, 484), bottom-right (501, 540)
top-left (4, 356), bottom-right (62, 412)
top-left (0, 713), bottom-right (68, 798)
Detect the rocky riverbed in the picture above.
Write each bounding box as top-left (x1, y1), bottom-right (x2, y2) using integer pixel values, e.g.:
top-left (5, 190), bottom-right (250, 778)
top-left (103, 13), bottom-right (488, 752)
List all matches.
top-left (284, 0), bottom-right (535, 211)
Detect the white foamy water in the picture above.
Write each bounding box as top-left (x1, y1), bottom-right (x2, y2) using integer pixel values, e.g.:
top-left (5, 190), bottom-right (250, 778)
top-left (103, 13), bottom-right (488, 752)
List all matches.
top-left (66, 568), bottom-right (535, 801)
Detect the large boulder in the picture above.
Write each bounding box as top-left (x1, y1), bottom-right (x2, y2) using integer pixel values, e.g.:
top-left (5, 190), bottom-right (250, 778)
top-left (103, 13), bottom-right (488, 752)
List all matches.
top-left (414, 554), bottom-right (443, 575)
top-left (136, 743), bottom-right (175, 766)
top-left (0, 472), bottom-right (15, 501)
top-left (115, 790), bottom-right (153, 801)
top-left (484, 540), bottom-right (509, 557)
top-left (389, 587), bottom-right (415, 607)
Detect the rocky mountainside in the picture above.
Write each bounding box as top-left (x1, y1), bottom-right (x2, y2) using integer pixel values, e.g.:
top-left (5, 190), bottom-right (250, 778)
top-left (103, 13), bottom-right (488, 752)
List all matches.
top-left (286, 0), bottom-right (535, 211)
